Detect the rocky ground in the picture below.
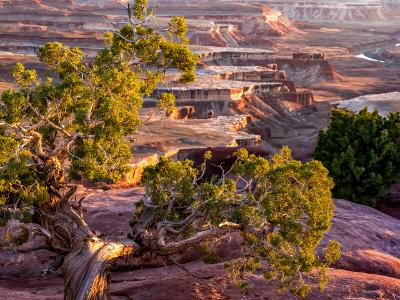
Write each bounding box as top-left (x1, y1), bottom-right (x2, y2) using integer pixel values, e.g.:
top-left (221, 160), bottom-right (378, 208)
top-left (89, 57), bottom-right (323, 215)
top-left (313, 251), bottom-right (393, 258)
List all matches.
top-left (1, 187), bottom-right (400, 299)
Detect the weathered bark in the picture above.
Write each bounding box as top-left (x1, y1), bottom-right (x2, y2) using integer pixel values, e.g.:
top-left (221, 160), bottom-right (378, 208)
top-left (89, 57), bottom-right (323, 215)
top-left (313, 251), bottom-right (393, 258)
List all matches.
top-left (63, 237), bottom-right (138, 300)
top-left (154, 225), bottom-right (236, 256)
top-left (34, 186), bottom-right (238, 300)
top-left (38, 197), bottom-right (141, 300)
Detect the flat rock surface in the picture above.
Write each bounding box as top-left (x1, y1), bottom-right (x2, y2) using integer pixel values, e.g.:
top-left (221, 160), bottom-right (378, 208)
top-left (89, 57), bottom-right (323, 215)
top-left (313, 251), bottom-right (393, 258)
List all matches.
top-left (130, 116), bottom-right (259, 161)
top-left (1, 263), bottom-right (400, 300)
top-left (335, 92), bottom-right (400, 116)
top-left (1, 188), bottom-right (399, 299)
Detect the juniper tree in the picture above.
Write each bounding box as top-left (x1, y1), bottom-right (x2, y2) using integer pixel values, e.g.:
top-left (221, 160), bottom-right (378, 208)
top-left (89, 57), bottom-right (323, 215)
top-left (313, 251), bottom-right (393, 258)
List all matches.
top-left (137, 147), bottom-right (340, 297)
top-left (0, 1), bottom-right (340, 299)
top-left (314, 108), bottom-right (400, 205)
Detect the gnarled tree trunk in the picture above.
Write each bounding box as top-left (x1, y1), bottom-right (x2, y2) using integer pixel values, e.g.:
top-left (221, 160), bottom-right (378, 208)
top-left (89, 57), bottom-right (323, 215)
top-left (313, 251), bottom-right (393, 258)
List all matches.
top-left (63, 238), bottom-right (138, 300)
top-left (38, 197), bottom-right (141, 300)
top-left (36, 190), bottom-right (234, 299)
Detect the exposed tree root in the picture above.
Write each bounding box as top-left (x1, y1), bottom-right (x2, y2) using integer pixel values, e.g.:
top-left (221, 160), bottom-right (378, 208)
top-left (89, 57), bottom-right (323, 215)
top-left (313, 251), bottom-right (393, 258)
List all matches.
top-left (63, 238), bottom-right (139, 300)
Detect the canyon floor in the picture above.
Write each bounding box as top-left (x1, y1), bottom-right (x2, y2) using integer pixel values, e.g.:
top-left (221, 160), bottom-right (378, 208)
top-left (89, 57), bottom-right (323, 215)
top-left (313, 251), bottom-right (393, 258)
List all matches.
top-left (1, 0), bottom-right (400, 299)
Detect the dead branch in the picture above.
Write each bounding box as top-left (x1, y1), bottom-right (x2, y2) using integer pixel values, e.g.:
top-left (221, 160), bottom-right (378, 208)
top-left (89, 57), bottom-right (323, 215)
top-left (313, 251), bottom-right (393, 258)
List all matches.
top-left (155, 223), bottom-right (240, 256)
top-left (26, 101), bottom-right (72, 138)
top-left (63, 185), bottom-right (78, 200)
top-left (32, 225), bottom-right (53, 240)
top-left (71, 196), bottom-right (86, 217)
top-left (42, 254), bottom-right (65, 275)
top-left (17, 243), bottom-right (49, 253)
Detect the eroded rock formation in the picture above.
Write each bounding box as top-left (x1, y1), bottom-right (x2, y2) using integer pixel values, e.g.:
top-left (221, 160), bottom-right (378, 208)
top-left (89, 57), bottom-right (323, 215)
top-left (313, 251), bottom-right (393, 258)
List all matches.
top-left (262, 0), bottom-right (400, 22)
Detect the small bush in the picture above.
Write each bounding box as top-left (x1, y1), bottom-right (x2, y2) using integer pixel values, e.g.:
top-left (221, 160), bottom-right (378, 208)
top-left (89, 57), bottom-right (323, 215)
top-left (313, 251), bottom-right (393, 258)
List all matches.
top-left (314, 108), bottom-right (400, 205)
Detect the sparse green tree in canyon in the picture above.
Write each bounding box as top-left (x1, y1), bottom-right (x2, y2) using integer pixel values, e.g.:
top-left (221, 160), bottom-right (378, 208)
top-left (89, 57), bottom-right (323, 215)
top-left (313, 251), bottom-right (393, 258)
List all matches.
top-left (0, 1), bottom-right (339, 299)
top-left (314, 108), bottom-right (400, 205)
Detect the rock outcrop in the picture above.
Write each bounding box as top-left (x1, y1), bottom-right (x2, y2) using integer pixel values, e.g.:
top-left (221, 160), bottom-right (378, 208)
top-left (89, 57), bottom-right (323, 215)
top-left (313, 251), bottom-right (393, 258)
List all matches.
top-left (160, 3), bottom-right (299, 47)
top-left (262, 0), bottom-right (400, 22)
top-left (1, 189), bottom-right (399, 299)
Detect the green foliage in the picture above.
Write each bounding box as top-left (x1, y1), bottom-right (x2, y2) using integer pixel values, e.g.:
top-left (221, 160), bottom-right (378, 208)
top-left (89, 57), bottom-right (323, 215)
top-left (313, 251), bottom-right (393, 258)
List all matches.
top-left (156, 93), bottom-right (176, 115)
top-left (0, 208), bottom-right (13, 227)
top-left (11, 226), bottom-right (30, 246)
top-left (12, 63), bottom-right (39, 89)
top-left (229, 147), bottom-right (339, 296)
top-left (140, 157), bottom-right (201, 221)
top-left (168, 16), bottom-right (189, 42)
top-left (0, 136), bottom-right (18, 166)
top-left (194, 243), bottom-right (222, 264)
top-left (0, 136), bottom-right (49, 206)
top-left (314, 108), bottom-right (400, 205)
top-left (140, 155), bottom-right (238, 225)
top-left (0, 0), bottom-right (198, 218)
top-left (0, 221), bottom-right (30, 246)
top-left (138, 147), bottom-right (340, 296)
top-left (132, 0), bottom-right (149, 20)
top-left (0, 89), bottom-right (27, 124)
top-left (69, 139), bottom-right (132, 183)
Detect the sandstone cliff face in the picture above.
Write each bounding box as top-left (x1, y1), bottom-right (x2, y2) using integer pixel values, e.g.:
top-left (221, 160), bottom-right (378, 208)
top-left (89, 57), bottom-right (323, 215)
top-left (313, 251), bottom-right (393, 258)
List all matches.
top-left (185, 5), bottom-right (298, 48)
top-left (200, 54), bottom-right (338, 86)
top-left (262, 0), bottom-right (400, 22)
top-left (365, 47), bottom-right (400, 64)
top-left (0, 0), bottom-right (108, 56)
top-left (276, 58), bottom-right (338, 85)
top-left (0, 1), bottom-right (298, 53)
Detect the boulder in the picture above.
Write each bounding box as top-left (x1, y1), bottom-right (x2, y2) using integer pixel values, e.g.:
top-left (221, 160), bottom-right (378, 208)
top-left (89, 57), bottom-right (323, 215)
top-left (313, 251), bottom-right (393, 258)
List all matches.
top-left (177, 146), bottom-right (271, 180)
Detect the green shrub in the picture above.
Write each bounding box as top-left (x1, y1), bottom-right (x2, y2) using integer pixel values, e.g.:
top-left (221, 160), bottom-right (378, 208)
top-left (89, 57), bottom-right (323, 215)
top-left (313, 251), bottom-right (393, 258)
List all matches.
top-left (136, 147), bottom-right (340, 296)
top-left (314, 108), bottom-right (400, 205)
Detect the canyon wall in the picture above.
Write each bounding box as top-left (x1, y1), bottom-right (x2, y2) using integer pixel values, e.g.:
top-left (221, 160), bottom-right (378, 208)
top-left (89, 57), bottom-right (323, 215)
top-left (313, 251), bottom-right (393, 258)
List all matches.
top-left (158, 4), bottom-right (298, 47)
top-left (276, 58), bottom-right (337, 85)
top-left (200, 52), bottom-right (337, 85)
top-left (261, 0), bottom-right (400, 22)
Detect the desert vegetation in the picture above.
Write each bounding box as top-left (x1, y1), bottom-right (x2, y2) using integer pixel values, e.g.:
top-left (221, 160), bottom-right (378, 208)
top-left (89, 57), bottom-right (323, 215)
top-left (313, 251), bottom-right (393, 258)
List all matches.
top-left (0, 1), bottom-right (343, 299)
top-left (314, 108), bottom-right (400, 205)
